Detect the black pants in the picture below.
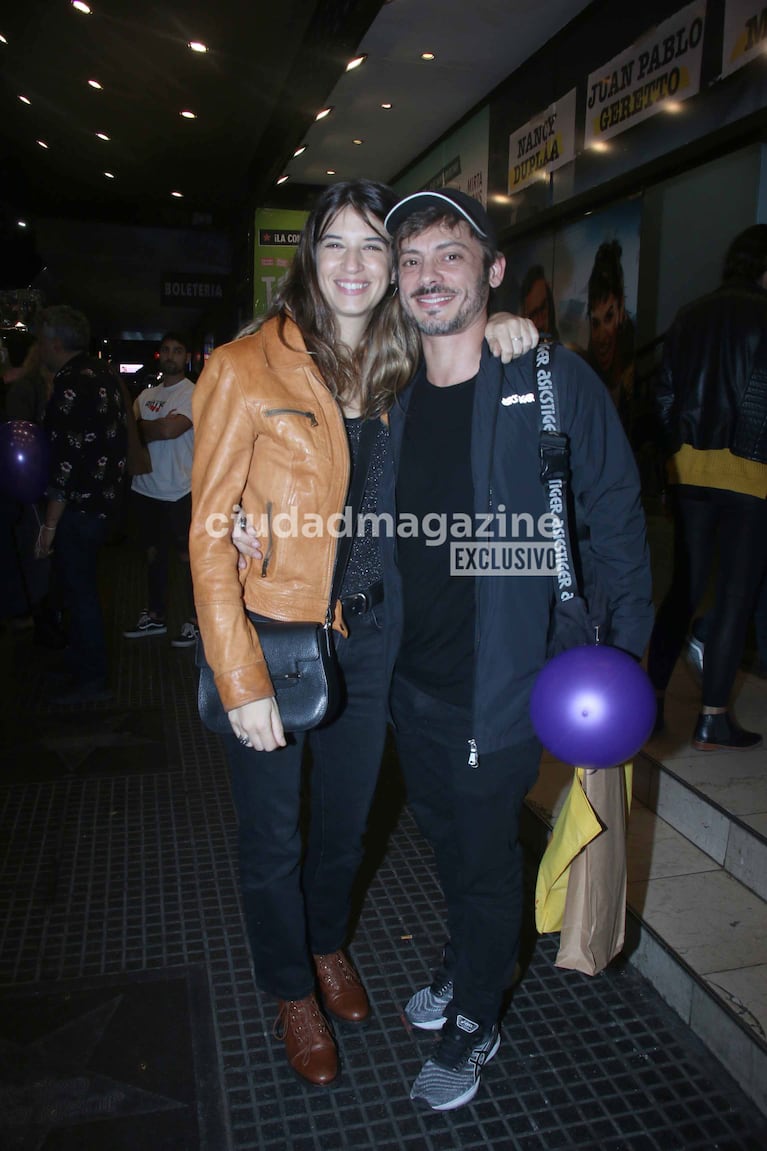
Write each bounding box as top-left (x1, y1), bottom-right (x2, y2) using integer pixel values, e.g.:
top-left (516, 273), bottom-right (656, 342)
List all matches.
top-left (390, 673), bottom-right (540, 1030)
top-left (132, 490), bottom-right (193, 620)
top-left (648, 485), bottom-right (767, 706)
top-left (226, 605), bottom-right (388, 1001)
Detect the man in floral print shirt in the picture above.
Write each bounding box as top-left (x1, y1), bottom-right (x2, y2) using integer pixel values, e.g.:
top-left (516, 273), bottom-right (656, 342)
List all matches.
top-left (35, 305), bottom-right (127, 704)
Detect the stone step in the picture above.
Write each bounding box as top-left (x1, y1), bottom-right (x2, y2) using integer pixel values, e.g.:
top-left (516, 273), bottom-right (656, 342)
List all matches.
top-left (523, 752), bottom-right (767, 1118)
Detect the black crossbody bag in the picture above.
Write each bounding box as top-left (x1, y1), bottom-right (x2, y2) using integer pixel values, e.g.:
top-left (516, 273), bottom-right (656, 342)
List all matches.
top-left (196, 418), bottom-right (378, 735)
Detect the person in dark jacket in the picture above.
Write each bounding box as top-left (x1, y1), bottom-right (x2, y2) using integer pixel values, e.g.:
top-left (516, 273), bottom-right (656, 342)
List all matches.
top-left (647, 224), bottom-right (767, 750)
top-left (34, 305), bottom-right (128, 703)
top-left (380, 189), bottom-right (653, 1111)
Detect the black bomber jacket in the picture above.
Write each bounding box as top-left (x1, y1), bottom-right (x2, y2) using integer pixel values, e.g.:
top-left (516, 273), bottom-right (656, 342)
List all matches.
top-left (655, 280), bottom-right (767, 465)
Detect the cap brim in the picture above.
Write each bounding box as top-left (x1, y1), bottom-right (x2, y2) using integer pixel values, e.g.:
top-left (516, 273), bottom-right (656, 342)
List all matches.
top-left (384, 191), bottom-right (491, 241)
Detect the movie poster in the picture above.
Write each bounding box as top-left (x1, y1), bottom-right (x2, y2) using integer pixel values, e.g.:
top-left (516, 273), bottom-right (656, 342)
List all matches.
top-left (504, 197), bottom-right (642, 430)
top-left (253, 208), bottom-right (308, 318)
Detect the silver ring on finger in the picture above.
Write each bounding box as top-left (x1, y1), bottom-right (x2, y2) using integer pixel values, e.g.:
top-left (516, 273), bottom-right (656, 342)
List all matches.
top-left (237, 734), bottom-right (250, 746)
top-left (512, 336), bottom-right (521, 343)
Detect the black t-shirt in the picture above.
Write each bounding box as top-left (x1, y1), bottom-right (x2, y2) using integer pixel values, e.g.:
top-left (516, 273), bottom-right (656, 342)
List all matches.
top-left (395, 374), bottom-right (476, 705)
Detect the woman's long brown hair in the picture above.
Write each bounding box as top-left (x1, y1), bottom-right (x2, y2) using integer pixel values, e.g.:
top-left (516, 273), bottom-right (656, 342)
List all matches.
top-left (238, 179), bottom-right (420, 417)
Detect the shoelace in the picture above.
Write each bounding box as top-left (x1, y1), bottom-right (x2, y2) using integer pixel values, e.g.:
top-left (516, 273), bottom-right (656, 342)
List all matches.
top-left (429, 976), bottom-right (453, 998)
top-left (315, 952), bottom-right (360, 991)
top-left (434, 1026), bottom-right (489, 1071)
top-left (273, 998), bottom-right (331, 1066)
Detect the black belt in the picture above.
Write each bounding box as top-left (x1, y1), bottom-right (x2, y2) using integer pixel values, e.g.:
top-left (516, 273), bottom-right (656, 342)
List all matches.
top-left (340, 580), bottom-right (384, 617)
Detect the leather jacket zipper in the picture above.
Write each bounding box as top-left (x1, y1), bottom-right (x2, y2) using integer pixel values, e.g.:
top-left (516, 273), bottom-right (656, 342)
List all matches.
top-left (264, 407), bottom-right (318, 427)
top-left (261, 502), bottom-right (273, 577)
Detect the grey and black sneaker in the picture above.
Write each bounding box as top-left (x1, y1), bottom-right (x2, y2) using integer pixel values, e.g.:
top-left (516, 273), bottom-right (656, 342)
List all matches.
top-left (403, 975), bottom-right (454, 1031)
top-left (123, 610), bottom-right (167, 638)
top-left (410, 1016), bottom-right (500, 1111)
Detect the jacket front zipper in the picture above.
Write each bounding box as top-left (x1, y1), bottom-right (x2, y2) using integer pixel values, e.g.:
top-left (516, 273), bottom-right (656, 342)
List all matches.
top-left (261, 502), bottom-right (274, 577)
top-left (264, 407), bottom-right (318, 427)
top-left (467, 739), bottom-right (479, 768)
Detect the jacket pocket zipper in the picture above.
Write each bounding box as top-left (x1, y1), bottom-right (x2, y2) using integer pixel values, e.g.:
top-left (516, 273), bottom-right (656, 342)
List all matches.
top-left (261, 502), bottom-right (273, 577)
top-left (264, 407), bottom-right (319, 427)
top-left (468, 738), bottom-right (479, 768)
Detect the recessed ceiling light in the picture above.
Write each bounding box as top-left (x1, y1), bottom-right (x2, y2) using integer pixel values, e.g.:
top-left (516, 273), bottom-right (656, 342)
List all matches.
top-left (37, 139), bottom-right (49, 149)
top-left (72, 1), bottom-right (91, 13)
top-left (96, 132), bottom-right (110, 141)
top-left (17, 220), bottom-right (27, 228)
top-left (276, 175), bottom-right (289, 185)
top-left (421, 52), bottom-right (435, 61)
top-left (326, 169), bottom-right (336, 175)
top-left (0, 34), bottom-right (7, 45)
top-left (171, 190), bottom-right (183, 198)
top-left (104, 171), bottom-right (115, 179)
top-left (381, 102), bottom-right (392, 109)
top-left (346, 54), bottom-right (367, 71)
top-left (88, 79), bottom-right (103, 90)
top-left (18, 95), bottom-right (31, 105)
top-left (292, 145), bottom-right (306, 157)
top-left (180, 110), bottom-right (197, 119)
top-left (352, 139), bottom-right (363, 145)
top-left (315, 107), bottom-right (333, 122)
top-left (590, 141), bottom-right (609, 153)
top-left (189, 41), bottom-right (208, 53)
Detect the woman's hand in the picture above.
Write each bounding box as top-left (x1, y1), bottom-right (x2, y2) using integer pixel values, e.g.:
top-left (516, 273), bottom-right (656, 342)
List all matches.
top-left (228, 697), bottom-right (286, 752)
top-left (485, 313), bottom-right (539, 362)
top-left (232, 511), bottom-right (263, 572)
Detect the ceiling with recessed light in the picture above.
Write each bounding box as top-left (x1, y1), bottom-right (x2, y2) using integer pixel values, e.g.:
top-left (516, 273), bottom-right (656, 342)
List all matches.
top-left (0, 0), bottom-right (593, 230)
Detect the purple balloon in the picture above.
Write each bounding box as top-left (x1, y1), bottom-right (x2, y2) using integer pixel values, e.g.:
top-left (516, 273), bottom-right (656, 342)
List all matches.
top-left (529, 644), bottom-right (657, 768)
top-left (0, 420), bottom-right (50, 504)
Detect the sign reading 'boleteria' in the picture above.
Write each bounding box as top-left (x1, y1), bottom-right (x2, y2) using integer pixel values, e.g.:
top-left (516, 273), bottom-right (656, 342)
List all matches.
top-left (507, 89), bottom-right (577, 195)
top-left (722, 0), bottom-right (767, 77)
top-left (584, 1), bottom-right (706, 148)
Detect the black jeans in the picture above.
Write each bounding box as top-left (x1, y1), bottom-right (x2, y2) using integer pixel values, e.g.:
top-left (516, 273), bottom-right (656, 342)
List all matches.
top-left (648, 486), bottom-right (767, 706)
top-left (390, 673), bottom-right (540, 1030)
top-left (226, 605), bottom-right (388, 1001)
top-left (132, 490), bottom-right (193, 619)
top-left (51, 506), bottom-right (112, 685)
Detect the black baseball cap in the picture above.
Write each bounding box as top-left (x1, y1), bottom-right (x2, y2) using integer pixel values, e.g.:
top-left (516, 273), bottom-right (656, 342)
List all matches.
top-left (384, 188), bottom-right (498, 249)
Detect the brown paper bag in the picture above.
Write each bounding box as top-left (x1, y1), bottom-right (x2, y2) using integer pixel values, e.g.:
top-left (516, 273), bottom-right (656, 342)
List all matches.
top-left (555, 764), bottom-right (632, 976)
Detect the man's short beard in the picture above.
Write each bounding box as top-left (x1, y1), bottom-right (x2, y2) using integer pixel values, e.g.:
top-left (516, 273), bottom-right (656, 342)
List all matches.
top-left (408, 272), bottom-right (490, 336)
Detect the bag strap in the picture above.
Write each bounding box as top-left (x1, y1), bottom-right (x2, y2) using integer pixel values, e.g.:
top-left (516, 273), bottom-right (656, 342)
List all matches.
top-left (327, 417), bottom-right (379, 617)
top-left (534, 344), bottom-right (584, 611)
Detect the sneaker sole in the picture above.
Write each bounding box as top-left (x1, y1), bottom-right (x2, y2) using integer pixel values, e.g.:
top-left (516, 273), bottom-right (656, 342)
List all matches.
top-left (405, 1014), bottom-right (447, 1031)
top-left (123, 628), bottom-right (167, 638)
top-left (412, 1031), bottom-right (501, 1112)
top-left (170, 639), bottom-right (197, 648)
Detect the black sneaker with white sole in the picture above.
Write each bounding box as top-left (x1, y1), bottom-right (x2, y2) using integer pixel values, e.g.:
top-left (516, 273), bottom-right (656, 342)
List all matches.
top-left (123, 610), bottom-right (167, 638)
top-left (171, 620), bottom-right (200, 648)
top-left (409, 1016), bottom-right (500, 1111)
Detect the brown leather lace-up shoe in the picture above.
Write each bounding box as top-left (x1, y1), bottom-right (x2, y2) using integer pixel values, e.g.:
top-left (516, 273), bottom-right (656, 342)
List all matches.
top-left (273, 994), bottom-right (338, 1084)
top-left (314, 950), bottom-right (370, 1022)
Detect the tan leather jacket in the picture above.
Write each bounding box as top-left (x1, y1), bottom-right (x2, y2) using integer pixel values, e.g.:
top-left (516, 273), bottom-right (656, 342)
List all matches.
top-left (190, 317), bottom-right (350, 712)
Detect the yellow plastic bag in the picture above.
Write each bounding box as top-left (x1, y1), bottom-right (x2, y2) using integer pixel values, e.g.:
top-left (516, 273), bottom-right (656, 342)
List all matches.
top-left (535, 767), bottom-right (602, 933)
top-left (534, 759), bottom-right (631, 939)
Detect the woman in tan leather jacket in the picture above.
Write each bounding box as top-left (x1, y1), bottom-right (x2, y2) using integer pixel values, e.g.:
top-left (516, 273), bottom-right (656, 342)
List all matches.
top-left (190, 180), bottom-right (535, 1087)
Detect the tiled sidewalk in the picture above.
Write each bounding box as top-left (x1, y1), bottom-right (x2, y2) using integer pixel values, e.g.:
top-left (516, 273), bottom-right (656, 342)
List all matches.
top-left (1, 539), bottom-right (766, 1149)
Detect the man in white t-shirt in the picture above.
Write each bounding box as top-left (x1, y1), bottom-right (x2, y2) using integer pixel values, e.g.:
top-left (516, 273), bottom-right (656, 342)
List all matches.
top-left (123, 332), bottom-right (197, 647)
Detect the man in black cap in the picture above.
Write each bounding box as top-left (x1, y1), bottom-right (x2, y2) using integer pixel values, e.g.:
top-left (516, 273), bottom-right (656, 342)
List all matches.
top-left (379, 188), bottom-right (653, 1111)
